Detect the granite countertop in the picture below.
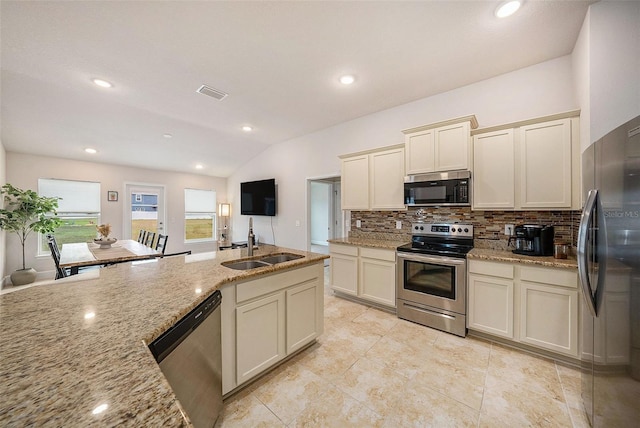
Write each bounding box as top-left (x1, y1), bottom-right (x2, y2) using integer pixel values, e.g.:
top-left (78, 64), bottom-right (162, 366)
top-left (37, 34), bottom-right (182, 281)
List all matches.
top-left (328, 237), bottom-right (409, 250)
top-left (0, 245), bottom-right (328, 426)
top-left (468, 248), bottom-right (578, 269)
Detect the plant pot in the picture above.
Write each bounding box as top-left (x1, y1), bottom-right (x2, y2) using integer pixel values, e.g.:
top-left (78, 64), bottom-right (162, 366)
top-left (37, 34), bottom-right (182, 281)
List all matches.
top-left (11, 268), bottom-right (37, 286)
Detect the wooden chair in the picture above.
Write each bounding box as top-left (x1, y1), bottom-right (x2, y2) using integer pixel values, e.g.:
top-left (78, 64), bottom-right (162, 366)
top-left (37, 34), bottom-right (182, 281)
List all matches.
top-left (145, 231), bottom-right (156, 248)
top-left (155, 234), bottom-right (168, 254)
top-left (137, 229), bottom-right (147, 244)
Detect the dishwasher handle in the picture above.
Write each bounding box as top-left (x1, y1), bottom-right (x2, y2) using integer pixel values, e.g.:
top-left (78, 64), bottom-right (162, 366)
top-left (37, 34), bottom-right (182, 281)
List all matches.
top-left (149, 290), bottom-right (222, 363)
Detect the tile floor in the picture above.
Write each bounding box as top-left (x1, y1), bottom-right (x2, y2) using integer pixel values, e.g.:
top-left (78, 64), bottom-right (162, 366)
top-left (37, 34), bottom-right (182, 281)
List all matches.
top-left (217, 268), bottom-right (589, 427)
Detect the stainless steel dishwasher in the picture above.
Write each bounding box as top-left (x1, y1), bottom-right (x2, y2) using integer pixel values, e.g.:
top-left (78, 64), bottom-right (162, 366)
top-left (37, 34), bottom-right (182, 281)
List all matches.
top-left (149, 290), bottom-right (223, 428)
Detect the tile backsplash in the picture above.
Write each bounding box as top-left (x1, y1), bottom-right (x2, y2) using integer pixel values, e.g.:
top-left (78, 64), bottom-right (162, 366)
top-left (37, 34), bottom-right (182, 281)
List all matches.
top-left (348, 208), bottom-right (581, 251)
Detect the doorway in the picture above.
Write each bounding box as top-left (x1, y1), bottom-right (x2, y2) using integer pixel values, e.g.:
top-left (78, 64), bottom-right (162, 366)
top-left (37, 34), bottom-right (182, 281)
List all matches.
top-left (307, 176), bottom-right (342, 257)
top-left (124, 183), bottom-right (166, 242)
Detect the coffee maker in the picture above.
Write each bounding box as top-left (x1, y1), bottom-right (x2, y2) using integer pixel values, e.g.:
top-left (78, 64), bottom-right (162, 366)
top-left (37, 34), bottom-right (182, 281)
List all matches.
top-left (511, 225), bottom-right (554, 256)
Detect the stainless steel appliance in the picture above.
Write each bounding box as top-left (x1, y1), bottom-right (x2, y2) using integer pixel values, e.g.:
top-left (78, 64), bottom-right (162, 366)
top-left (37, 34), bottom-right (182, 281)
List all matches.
top-left (511, 224), bottom-right (554, 256)
top-left (396, 223), bottom-right (473, 337)
top-left (404, 171), bottom-right (471, 207)
top-left (149, 290), bottom-right (223, 428)
top-left (579, 115), bottom-right (640, 426)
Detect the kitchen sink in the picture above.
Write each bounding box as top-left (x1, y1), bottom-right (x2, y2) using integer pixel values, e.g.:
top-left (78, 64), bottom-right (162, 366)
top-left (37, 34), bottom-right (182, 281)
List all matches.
top-left (221, 252), bottom-right (305, 270)
top-left (258, 253), bottom-right (304, 264)
top-left (221, 260), bottom-right (271, 270)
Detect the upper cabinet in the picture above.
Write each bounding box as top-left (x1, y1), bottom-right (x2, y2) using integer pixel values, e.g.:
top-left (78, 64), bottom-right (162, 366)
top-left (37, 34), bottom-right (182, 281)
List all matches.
top-left (403, 115), bottom-right (478, 175)
top-left (472, 111), bottom-right (581, 211)
top-left (340, 144), bottom-right (405, 211)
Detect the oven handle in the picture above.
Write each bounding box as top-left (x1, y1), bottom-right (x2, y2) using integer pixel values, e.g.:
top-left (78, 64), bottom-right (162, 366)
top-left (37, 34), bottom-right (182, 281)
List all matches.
top-left (396, 251), bottom-right (466, 267)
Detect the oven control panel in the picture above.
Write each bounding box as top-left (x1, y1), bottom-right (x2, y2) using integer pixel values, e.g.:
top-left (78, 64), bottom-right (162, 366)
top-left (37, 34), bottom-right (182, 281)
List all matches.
top-left (411, 223), bottom-right (473, 238)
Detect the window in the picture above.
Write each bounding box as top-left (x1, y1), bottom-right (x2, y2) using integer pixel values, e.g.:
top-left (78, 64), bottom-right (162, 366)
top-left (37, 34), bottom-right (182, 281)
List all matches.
top-left (38, 179), bottom-right (101, 255)
top-left (184, 188), bottom-right (216, 242)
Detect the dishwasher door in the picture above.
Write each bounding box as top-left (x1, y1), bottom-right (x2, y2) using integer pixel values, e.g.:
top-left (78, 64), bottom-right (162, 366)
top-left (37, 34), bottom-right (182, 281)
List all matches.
top-left (149, 290), bottom-right (222, 428)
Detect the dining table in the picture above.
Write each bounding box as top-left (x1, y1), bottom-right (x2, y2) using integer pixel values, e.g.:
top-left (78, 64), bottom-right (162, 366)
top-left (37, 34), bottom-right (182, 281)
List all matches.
top-left (59, 239), bottom-right (161, 273)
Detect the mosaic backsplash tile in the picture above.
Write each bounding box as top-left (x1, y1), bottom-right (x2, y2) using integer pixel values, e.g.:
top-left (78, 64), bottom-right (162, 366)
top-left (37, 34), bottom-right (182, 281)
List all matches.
top-left (348, 208), bottom-right (581, 252)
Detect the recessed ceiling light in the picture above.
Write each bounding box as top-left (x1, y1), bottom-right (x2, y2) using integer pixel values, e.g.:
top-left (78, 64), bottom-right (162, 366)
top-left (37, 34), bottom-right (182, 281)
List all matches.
top-left (163, 133), bottom-right (173, 139)
top-left (195, 164), bottom-right (204, 170)
top-left (85, 148), bottom-right (97, 154)
top-left (92, 78), bottom-right (113, 88)
top-left (339, 75), bottom-right (355, 85)
top-left (495, 0), bottom-right (522, 18)
top-left (242, 126), bottom-right (253, 132)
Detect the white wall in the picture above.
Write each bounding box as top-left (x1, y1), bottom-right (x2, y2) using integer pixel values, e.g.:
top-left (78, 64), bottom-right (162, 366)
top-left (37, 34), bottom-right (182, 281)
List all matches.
top-left (5, 152), bottom-right (226, 277)
top-left (310, 181), bottom-right (330, 245)
top-left (228, 55), bottom-right (578, 250)
top-left (572, 7), bottom-right (591, 152)
top-left (589, 1), bottom-right (640, 142)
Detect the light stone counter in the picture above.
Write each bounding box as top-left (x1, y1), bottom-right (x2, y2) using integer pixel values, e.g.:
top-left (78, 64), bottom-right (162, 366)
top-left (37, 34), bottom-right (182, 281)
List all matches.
top-left (328, 237), bottom-right (409, 250)
top-left (468, 248), bottom-right (578, 270)
top-left (0, 245), bottom-right (328, 426)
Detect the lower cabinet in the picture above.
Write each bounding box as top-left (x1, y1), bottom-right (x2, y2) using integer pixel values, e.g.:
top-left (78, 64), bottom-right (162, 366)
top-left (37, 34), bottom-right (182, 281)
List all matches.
top-left (468, 259), bottom-right (579, 358)
top-left (330, 243), bottom-right (396, 308)
top-left (222, 263), bottom-right (324, 395)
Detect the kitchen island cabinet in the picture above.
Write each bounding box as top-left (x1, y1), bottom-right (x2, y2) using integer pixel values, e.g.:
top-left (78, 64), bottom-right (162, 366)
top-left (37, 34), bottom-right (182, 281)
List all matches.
top-left (467, 256), bottom-right (579, 359)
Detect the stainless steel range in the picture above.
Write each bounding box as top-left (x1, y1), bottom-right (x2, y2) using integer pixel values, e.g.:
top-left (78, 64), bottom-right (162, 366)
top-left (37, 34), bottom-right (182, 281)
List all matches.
top-left (396, 223), bottom-right (473, 337)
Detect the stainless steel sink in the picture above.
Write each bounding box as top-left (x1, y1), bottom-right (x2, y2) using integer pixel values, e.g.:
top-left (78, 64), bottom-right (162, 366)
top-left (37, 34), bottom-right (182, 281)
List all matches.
top-left (221, 260), bottom-right (271, 270)
top-left (259, 253), bottom-right (304, 264)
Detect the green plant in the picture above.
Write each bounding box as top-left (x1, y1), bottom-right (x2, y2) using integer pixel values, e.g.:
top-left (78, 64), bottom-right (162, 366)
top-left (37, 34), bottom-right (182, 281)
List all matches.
top-left (0, 183), bottom-right (62, 270)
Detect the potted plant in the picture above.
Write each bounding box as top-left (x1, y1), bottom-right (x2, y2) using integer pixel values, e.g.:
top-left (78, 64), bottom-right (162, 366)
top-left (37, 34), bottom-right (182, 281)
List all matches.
top-left (0, 183), bottom-right (61, 286)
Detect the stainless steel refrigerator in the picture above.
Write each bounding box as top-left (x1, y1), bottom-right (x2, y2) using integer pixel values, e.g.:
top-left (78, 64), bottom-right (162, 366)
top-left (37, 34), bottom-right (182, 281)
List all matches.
top-left (579, 115), bottom-right (640, 426)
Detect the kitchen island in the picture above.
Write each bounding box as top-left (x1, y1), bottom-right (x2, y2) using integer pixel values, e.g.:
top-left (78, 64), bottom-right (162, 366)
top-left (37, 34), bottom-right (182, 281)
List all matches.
top-left (0, 245), bottom-right (327, 426)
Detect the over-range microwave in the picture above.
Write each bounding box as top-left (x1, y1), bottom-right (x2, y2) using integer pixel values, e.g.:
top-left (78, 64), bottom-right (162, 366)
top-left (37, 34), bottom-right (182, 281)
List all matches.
top-left (404, 171), bottom-right (471, 207)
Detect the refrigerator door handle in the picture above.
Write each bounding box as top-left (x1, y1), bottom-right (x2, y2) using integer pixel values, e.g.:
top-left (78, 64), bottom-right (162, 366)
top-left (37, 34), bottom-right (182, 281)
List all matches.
top-left (578, 189), bottom-right (598, 317)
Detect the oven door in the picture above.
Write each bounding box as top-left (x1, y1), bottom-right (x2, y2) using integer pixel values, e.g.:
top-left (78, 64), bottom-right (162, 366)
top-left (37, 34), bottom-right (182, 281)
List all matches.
top-left (396, 252), bottom-right (466, 314)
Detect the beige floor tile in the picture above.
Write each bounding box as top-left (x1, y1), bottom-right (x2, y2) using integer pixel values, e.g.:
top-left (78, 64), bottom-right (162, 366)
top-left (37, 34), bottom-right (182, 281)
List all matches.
top-left (253, 364), bottom-right (331, 425)
top-left (216, 394), bottom-right (284, 427)
top-left (323, 294), bottom-right (368, 323)
top-left (433, 332), bottom-right (492, 372)
top-left (384, 317), bottom-right (439, 349)
top-left (333, 357), bottom-right (408, 415)
top-left (292, 339), bottom-right (360, 382)
top-left (556, 363), bottom-right (584, 411)
top-left (351, 307), bottom-right (399, 335)
top-left (487, 343), bottom-right (565, 401)
top-left (291, 385), bottom-right (385, 427)
top-left (319, 318), bottom-right (383, 356)
top-left (481, 376), bottom-right (573, 427)
top-left (365, 335), bottom-right (432, 378)
top-left (383, 378), bottom-right (479, 428)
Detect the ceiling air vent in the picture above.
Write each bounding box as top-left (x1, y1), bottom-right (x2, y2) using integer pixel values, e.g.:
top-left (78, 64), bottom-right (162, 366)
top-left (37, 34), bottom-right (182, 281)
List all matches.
top-left (196, 85), bottom-right (228, 101)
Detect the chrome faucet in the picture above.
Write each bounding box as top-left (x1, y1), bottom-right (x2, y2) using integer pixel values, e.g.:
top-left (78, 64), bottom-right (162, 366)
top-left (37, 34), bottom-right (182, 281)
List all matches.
top-left (247, 217), bottom-right (255, 256)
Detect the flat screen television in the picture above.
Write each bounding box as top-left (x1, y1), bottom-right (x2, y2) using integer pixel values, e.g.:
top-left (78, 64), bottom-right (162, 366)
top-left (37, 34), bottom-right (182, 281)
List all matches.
top-left (240, 179), bottom-right (276, 216)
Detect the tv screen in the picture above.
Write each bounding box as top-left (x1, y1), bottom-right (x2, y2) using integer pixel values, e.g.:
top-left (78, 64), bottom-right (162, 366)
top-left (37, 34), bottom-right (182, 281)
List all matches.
top-left (240, 179), bottom-right (276, 216)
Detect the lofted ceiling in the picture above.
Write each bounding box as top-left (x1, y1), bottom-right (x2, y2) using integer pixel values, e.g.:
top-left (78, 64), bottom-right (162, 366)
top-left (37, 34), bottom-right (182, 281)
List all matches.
top-left (0, 1), bottom-right (593, 177)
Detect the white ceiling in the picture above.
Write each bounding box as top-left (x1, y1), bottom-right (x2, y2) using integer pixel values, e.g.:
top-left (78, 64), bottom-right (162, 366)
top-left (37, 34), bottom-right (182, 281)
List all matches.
top-left (1, 1), bottom-right (593, 177)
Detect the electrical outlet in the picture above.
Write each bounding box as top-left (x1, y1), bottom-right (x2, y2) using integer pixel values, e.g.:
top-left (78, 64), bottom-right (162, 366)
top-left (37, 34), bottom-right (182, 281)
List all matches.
top-left (396, 220), bottom-right (402, 229)
top-left (505, 224), bottom-right (514, 236)
top-left (356, 220), bottom-right (361, 228)
top-left (295, 220), bottom-right (300, 227)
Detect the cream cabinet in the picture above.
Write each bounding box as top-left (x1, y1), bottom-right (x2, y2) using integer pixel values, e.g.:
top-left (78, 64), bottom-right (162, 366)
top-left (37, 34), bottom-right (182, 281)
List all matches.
top-left (330, 243), bottom-right (396, 309)
top-left (340, 145), bottom-right (405, 211)
top-left (467, 259), bottom-right (579, 359)
top-left (403, 116), bottom-right (477, 175)
top-left (471, 111), bottom-right (580, 210)
top-left (221, 263), bottom-right (324, 395)
top-left (468, 260), bottom-right (514, 339)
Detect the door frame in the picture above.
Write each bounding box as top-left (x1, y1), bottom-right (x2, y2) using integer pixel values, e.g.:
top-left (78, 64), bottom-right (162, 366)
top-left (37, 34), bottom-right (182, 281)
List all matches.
top-left (306, 174), bottom-right (342, 252)
top-left (123, 182), bottom-right (167, 241)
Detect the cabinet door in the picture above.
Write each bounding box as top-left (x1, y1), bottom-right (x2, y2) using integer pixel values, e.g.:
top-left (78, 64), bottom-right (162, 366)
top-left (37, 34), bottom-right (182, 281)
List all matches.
top-left (472, 129), bottom-right (515, 209)
top-left (405, 129), bottom-right (435, 174)
top-left (236, 292), bottom-right (285, 384)
top-left (519, 281), bottom-right (578, 357)
top-left (434, 121), bottom-right (470, 172)
top-left (468, 273), bottom-right (514, 338)
top-left (286, 281), bottom-right (320, 354)
top-left (370, 147), bottom-right (405, 210)
top-left (341, 154), bottom-right (370, 210)
top-left (330, 252), bottom-right (358, 296)
top-left (519, 119), bottom-right (572, 208)
top-left (359, 252), bottom-right (396, 308)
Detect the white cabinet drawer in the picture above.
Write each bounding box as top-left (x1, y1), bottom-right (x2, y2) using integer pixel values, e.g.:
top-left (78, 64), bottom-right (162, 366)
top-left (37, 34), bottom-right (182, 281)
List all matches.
top-left (329, 243), bottom-right (358, 257)
top-left (520, 265), bottom-right (577, 289)
top-left (468, 260), bottom-right (514, 279)
top-left (360, 247), bottom-right (395, 262)
top-left (236, 264), bottom-right (320, 303)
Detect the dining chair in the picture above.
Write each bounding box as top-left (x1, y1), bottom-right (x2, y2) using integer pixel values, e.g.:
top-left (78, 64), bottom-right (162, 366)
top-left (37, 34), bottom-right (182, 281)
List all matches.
top-left (155, 234), bottom-right (168, 254)
top-left (137, 229), bottom-right (147, 244)
top-left (48, 240), bottom-right (68, 280)
top-left (145, 231), bottom-right (156, 248)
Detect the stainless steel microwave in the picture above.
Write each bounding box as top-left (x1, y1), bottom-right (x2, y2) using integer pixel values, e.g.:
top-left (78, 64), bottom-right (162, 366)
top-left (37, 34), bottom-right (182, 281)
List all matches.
top-left (404, 171), bottom-right (471, 207)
